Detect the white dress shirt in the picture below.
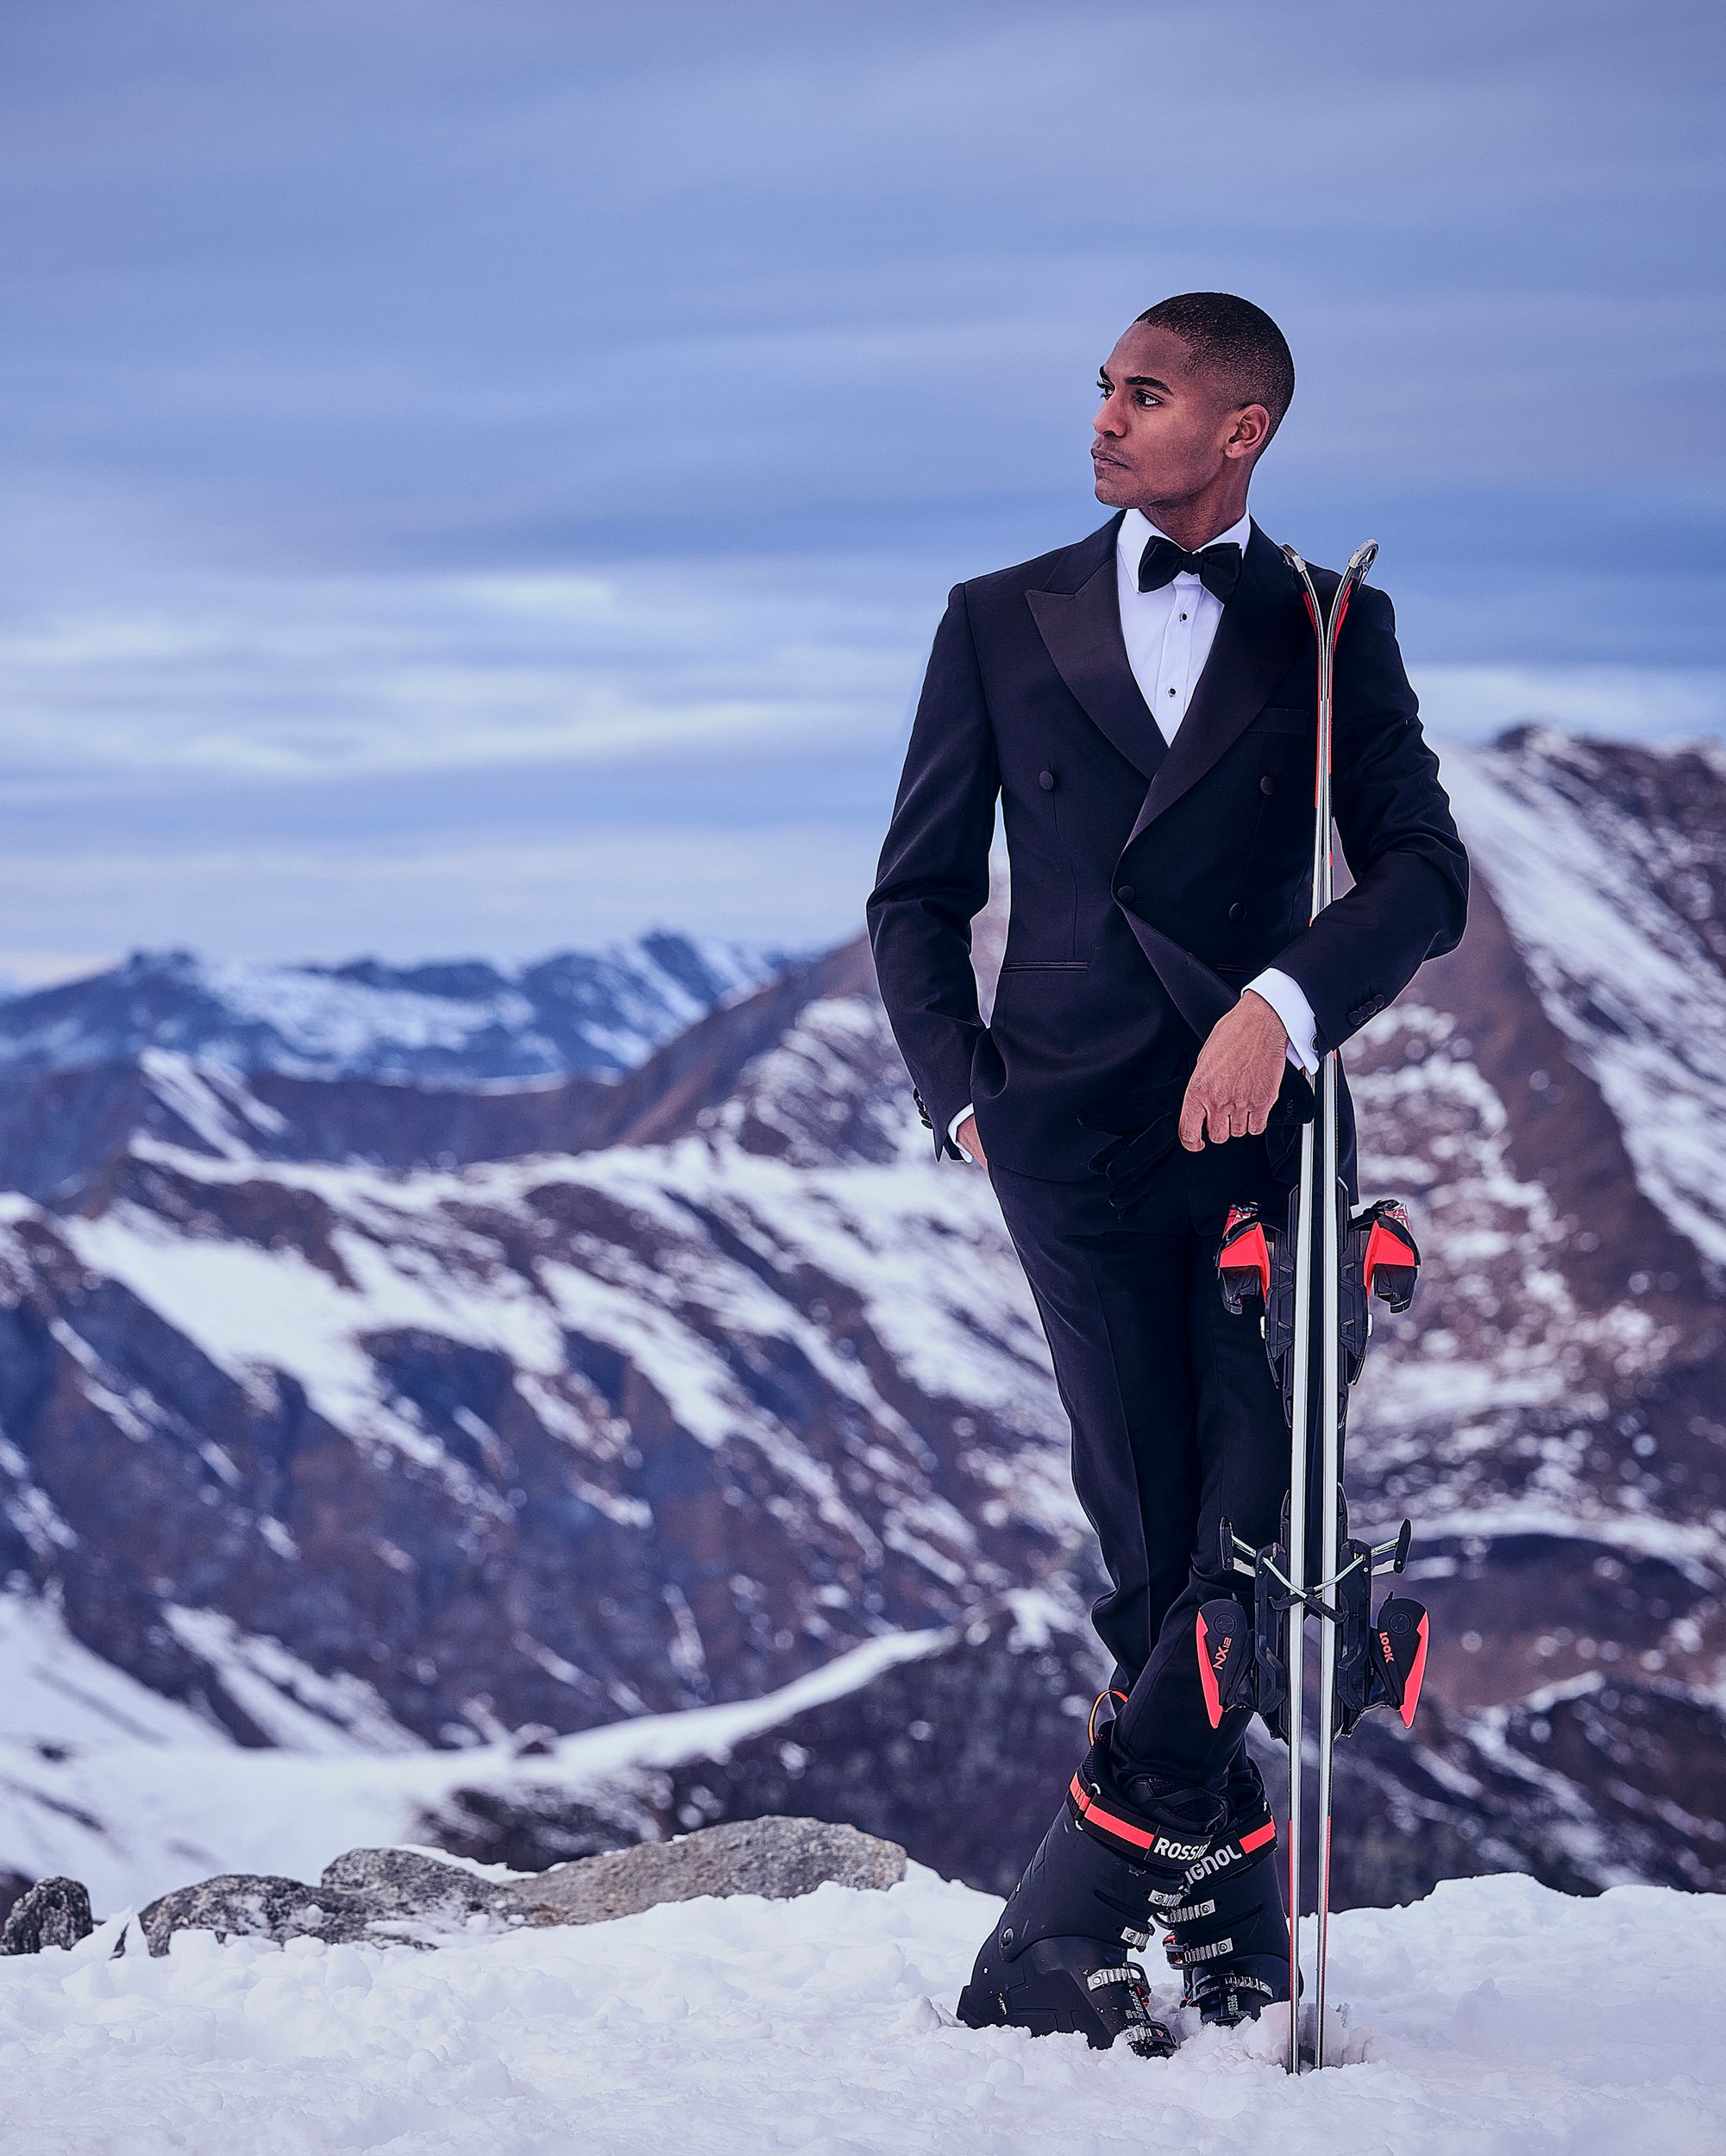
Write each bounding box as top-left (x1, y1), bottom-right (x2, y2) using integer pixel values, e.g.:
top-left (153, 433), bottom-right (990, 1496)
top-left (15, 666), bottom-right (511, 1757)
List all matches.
top-left (948, 506), bottom-right (1319, 1162)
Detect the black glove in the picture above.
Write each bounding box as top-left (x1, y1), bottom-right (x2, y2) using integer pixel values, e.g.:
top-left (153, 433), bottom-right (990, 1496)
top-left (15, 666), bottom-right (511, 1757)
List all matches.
top-left (1078, 1065), bottom-right (1317, 1219)
top-left (1076, 1077), bottom-right (1188, 1219)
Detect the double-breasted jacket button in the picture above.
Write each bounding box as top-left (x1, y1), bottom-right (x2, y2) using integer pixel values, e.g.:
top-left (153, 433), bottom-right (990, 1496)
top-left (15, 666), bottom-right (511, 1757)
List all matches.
top-left (1039, 768), bottom-right (1056, 790)
top-left (1115, 881), bottom-right (1136, 903)
top-left (1228, 901), bottom-right (1246, 922)
top-left (1260, 774), bottom-right (1276, 795)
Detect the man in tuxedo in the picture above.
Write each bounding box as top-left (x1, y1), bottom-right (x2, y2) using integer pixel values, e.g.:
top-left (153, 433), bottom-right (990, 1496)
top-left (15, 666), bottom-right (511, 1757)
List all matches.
top-left (866, 292), bottom-right (1467, 2053)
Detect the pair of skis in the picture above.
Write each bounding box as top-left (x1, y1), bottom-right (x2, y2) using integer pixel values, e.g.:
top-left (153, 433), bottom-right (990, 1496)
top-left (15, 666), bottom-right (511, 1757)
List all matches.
top-left (1195, 542), bottom-right (1432, 2072)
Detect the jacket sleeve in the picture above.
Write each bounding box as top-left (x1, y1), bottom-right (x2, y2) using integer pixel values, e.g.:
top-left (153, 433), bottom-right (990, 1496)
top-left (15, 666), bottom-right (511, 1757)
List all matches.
top-left (1265, 586), bottom-right (1469, 1055)
top-left (866, 583), bottom-right (1001, 1161)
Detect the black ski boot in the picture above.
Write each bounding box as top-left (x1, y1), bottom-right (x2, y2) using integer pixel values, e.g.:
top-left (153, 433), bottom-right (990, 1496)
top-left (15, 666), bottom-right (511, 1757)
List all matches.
top-left (956, 1720), bottom-right (1225, 2058)
top-left (1162, 1754), bottom-right (1291, 2028)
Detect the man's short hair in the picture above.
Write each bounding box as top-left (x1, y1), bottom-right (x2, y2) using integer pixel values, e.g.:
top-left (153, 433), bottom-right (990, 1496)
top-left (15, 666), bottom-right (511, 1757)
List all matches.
top-left (1135, 292), bottom-right (1296, 436)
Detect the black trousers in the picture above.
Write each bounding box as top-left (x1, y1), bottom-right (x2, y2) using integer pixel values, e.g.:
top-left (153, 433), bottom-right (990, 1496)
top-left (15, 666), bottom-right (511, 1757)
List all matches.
top-left (989, 1134), bottom-right (1290, 1796)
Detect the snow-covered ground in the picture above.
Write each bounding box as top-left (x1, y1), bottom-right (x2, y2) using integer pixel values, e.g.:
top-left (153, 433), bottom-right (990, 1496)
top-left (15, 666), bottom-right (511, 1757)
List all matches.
top-left (2, 1866), bottom-right (1722, 2155)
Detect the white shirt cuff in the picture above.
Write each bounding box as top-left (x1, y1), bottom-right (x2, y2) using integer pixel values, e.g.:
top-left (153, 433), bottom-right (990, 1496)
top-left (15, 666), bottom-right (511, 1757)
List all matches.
top-left (948, 1103), bottom-right (976, 1162)
top-left (1246, 968), bottom-right (1319, 1077)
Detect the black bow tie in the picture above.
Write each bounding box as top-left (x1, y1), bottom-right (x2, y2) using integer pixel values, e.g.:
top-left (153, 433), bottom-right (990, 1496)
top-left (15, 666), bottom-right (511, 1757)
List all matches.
top-left (1136, 535), bottom-right (1243, 603)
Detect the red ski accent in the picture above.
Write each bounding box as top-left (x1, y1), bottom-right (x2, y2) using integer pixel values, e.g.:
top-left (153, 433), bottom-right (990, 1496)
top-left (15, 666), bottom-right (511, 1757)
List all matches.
top-left (1362, 1216), bottom-right (1416, 1294)
top-left (1399, 1613), bottom-right (1430, 1727)
top-left (1196, 1614), bottom-right (1224, 1728)
top-left (1240, 1820), bottom-right (1276, 1855)
top-left (1219, 1213), bottom-right (1271, 1300)
top-left (1068, 1774), bottom-right (1156, 1852)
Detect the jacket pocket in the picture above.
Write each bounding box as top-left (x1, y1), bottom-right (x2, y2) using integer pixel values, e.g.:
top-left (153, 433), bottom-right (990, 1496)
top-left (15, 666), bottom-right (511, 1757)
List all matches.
top-left (1246, 707), bottom-right (1313, 734)
top-left (998, 959), bottom-right (1091, 972)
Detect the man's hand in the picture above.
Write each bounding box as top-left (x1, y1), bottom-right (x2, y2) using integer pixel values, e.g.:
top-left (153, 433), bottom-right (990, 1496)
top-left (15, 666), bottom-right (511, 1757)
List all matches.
top-left (1179, 990), bottom-right (1290, 1150)
top-left (957, 1112), bottom-right (988, 1166)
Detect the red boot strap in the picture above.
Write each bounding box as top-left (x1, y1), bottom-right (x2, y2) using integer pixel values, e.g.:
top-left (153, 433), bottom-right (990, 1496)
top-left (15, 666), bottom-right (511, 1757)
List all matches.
top-left (1067, 1776), bottom-right (1211, 1865)
top-left (1069, 1774), bottom-right (1156, 1852)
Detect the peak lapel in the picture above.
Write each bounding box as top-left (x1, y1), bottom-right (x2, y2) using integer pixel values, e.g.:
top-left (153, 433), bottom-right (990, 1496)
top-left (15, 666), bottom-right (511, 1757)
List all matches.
top-left (1026, 517), bottom-right (1167, 784)
top-left (1120, 523), bottom-right (1307, 852)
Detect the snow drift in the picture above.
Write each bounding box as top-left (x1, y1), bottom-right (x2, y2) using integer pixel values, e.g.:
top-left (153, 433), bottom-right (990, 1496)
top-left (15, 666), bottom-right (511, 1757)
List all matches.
top-left (1, 1865), bottom-right (1722, 2155)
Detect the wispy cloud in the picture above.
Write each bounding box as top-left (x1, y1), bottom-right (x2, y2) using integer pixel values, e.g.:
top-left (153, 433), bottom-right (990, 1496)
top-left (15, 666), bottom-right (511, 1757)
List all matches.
top-left (0, 563), bottom-right (926, 781)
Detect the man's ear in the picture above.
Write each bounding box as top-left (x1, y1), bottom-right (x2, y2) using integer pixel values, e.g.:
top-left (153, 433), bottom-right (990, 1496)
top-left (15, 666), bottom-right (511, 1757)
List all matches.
top-left (1224, 403), bottom-right (1272, 460)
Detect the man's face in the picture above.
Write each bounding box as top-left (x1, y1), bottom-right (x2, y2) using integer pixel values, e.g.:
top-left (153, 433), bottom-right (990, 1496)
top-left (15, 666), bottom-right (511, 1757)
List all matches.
top-left (1090, 322), bottom-right (1268, 509)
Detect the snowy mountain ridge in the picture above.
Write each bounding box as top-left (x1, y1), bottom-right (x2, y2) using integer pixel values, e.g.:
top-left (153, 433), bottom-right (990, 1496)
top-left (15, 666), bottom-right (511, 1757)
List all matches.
top-left (0, 931), bottom-right (794, 1087)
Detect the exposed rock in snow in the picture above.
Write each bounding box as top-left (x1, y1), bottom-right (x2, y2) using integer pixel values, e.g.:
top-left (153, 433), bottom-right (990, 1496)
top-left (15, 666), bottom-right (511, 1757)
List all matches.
top-left (0, 1878), bottom-right (91, 1956)
top-left (495, 1816), bottom-right (906, 1929)
top-left (22, 1818), bottom-right (905, 1960)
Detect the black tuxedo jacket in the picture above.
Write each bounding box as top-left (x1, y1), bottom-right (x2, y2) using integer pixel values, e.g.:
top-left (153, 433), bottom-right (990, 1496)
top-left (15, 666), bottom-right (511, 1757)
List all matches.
top-left (866, 512), bottom-right (1469, 1184)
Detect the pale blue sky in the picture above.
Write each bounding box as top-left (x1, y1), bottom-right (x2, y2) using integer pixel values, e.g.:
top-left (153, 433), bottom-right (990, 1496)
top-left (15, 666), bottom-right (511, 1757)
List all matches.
top-left (1, 2), bottom-right (1721, 980)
